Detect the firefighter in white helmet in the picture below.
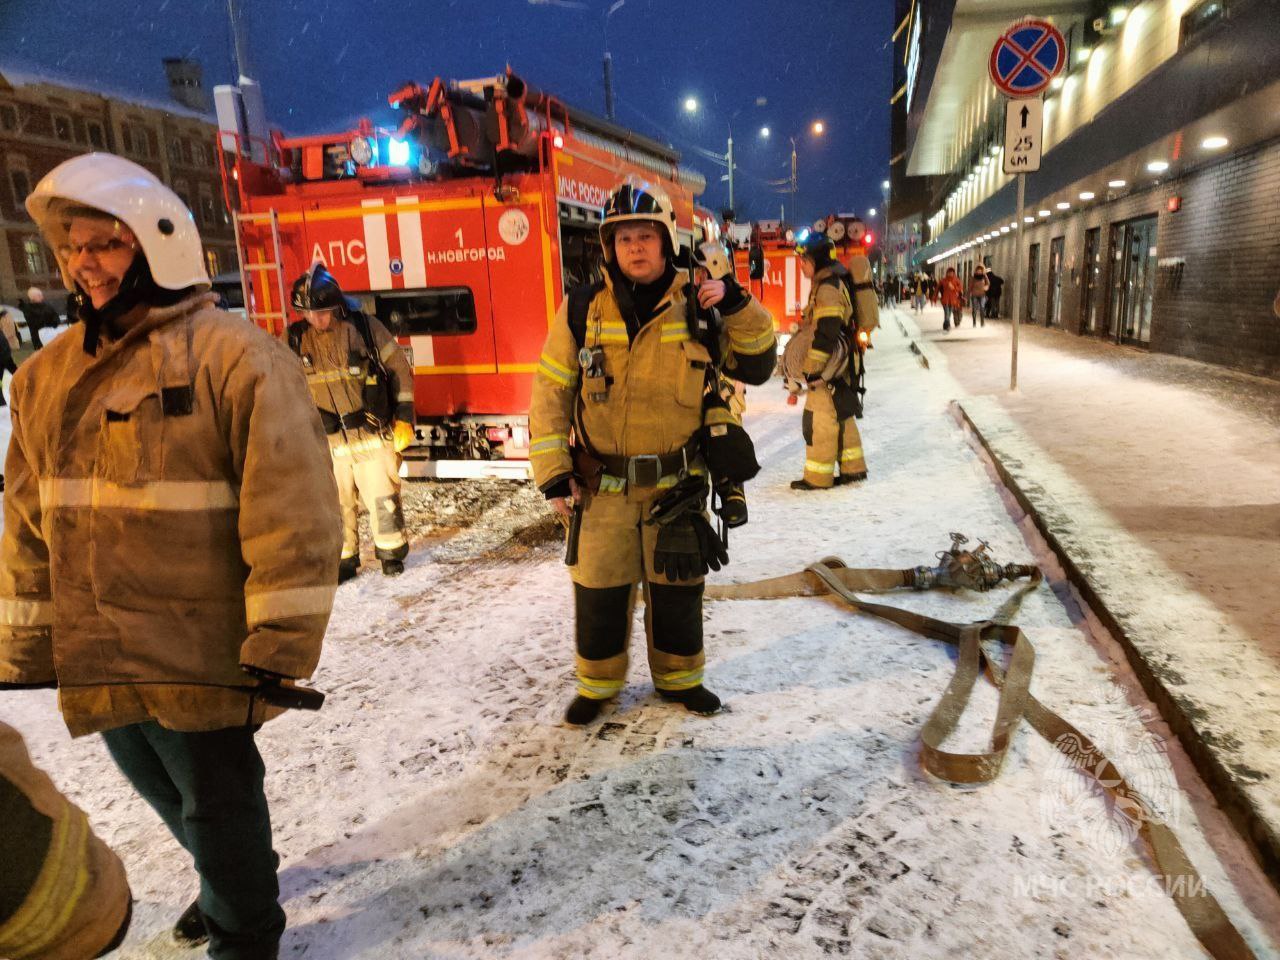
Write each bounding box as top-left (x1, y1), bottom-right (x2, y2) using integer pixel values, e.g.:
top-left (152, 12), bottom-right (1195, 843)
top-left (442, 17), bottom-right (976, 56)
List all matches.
top-left (529, 180), bottom-right (776, 726)
top-left (785, 231), bottom-right (879, 489)
top-left (1, 152), bottom-right (341, 957)
top-left (288, 264), bottom-right (416, 581)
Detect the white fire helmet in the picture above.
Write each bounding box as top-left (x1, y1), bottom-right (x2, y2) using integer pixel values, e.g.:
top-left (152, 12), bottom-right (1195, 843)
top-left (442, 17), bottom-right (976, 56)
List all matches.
top-left (25, 152), bottom-right (210, 293)
top-left (599, 180), bottom-right (679, 263)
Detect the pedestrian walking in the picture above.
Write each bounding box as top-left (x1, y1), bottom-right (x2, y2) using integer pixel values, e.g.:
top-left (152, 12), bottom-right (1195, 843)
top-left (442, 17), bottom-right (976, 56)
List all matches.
top-left (912, 273), bottom-right (927, 312)
top-left (968, 265), bottom-right (989, 327)
top-left (16, 286), bottom-right (60, 350)
top-left (288, 263), bottom-right (417, 582)
top-left (940, 266), bottom-right (964, 331)
top-left (786, 231), bottom-right (878, 490)
top-left (2, 152), bottom-right (341, 959)
top-left (985, 268), bottom-right (1004, 319)
top-left (529, 180), bottom-right (775, 727)
top-left (0, 305), bottom-right (19, 408)
top-left (927, 274), bottom-right (939, 306)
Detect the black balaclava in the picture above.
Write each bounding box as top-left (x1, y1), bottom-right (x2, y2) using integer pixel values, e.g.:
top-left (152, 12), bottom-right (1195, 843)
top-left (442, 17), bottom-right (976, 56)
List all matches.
top-left (78, 254), bottom-right (190, 353)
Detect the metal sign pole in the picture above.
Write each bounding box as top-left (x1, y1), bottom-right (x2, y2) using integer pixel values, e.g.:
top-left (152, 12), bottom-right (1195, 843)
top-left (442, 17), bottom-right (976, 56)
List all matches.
top-left (1011, 171), bottom-right (1025, 391)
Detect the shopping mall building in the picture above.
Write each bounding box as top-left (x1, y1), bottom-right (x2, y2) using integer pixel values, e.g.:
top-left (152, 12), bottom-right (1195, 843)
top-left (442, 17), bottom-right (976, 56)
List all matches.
top-left (888, 0), bottom-right (1280, 378)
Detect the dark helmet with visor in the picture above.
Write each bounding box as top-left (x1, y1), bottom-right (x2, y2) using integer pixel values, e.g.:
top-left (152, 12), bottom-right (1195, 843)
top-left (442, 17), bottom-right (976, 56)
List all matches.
top-left (600, 180), bottom-right (679, 262)
top-left (291, 262), bottom-right (358, 315)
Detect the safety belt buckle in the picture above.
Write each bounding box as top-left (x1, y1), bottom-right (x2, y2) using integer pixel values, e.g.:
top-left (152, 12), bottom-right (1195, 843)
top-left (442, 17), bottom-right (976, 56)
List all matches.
top-left (627, 454), bottom-right (662, 489)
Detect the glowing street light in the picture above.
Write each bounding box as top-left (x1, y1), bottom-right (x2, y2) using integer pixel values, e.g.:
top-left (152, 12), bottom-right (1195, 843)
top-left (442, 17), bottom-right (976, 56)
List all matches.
top-left (868, 207), bottom-right (877, 217)
top-left (759, 126), bottom-right (770, 138)
top-left (812, 120), bottom-right (825, 135)
top-left (683, 97), bottom-right (698, 113)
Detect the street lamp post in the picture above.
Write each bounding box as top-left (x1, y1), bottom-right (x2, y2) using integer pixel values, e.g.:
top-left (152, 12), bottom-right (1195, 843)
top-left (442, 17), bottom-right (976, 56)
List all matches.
top-left (602, 0), bottom-right (626, 120)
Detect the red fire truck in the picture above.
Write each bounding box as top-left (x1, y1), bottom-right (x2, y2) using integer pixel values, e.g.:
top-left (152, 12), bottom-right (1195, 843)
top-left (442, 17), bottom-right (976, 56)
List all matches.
top-left (217, 70), bottom-right (706, 478)
top-left (732, 214), bottom-right (872, 335)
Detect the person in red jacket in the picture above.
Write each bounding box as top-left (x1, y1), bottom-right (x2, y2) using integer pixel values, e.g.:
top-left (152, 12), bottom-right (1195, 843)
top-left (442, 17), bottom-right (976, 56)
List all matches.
top-left (939, 267), bottom-right (964, 332)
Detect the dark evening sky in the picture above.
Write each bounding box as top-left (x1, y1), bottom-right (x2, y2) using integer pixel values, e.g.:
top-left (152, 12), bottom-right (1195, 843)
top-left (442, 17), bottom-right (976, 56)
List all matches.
top-left (0, 0), bottom-right (892, 224)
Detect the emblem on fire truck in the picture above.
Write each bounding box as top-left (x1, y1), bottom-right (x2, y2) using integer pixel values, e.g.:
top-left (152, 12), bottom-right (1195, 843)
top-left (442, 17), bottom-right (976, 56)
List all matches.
top-left (498, 209), bottom-right (531, 246)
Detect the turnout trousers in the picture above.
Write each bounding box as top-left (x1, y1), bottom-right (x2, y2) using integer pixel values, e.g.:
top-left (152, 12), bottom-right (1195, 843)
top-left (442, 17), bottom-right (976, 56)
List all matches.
top-left (101, 722), bottom-right (284, 960)
top-left (569, 486), bottom-right (706, 701)
top-left (328, 426), bottom-right (408, 562)
top-left (802, 385), bottom-right (866, 487)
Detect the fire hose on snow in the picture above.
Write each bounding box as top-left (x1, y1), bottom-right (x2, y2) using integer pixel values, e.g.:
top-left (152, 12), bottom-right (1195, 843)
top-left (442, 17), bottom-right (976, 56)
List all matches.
top-left (705, 533), bottom-right (1256, 960)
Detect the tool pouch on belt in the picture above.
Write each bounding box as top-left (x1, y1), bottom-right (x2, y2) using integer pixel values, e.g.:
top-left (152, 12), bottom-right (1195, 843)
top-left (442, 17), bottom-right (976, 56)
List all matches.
top-left (832, 376), bottom-right (860, 421)
top-left (572, 445), bottom-right (606, 495)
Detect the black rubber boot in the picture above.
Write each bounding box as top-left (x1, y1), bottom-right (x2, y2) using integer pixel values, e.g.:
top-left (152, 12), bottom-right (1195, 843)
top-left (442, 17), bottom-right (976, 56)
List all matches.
top-left (790, 478), bottom-right (824, 491)
top-left (835, 471), bottom-right (868, 486)
top-left (659, 685), bottom-right (722, 716)
top-left (381, 559), bottom-right (404, 577)
top-left (338, 556), bottom-right (360, 584)
top-left (564, 695), bottom-right (607, 726)
top-left (172, 898), bottom-right (208, 948)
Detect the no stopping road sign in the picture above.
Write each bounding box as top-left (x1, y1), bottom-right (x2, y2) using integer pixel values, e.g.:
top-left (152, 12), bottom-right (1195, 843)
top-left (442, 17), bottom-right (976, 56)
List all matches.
top-left (989, 19), bottom-right (1066, 98)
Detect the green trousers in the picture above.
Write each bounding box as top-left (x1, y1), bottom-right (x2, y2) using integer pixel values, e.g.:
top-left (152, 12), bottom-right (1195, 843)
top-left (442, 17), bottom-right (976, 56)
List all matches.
top-left (101, 722), bottom-right (284, 960)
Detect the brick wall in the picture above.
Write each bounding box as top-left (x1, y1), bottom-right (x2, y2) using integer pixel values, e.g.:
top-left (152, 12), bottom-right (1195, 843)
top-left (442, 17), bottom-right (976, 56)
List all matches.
top-left (936, 136), bottom-right (1280, 380)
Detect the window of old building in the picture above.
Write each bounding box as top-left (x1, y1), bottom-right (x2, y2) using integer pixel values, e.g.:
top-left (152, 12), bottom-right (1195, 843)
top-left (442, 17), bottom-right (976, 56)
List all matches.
top-left (52, 113), bottom-right (73, 142)
top-left (169, 137), bottom-right (182, 165)
top-left (0, 104), bottom-right (18, 131)
top-left (180, 138), bottom-right (193, 164)
top-left (87, 120), bottom-right (105, 148)
top-left (23, 237), bottom-right (48, 276)
top-left (199, 185), bottom-right (218, 229)
top-left (174, 179), bottom-right (192, 217)
top-left (9, 167), bottom-right (31, 208)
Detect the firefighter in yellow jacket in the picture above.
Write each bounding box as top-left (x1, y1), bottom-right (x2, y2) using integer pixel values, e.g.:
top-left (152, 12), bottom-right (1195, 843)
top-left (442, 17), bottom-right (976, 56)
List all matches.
top-left (289, 264), bottom-right (416, 581)
top-left (2, 153), bottom-right (341, 958)
top-left (790, 231), bottom-right (879, 489)
top-left (0, 720), bottom-right (132, 959)
top-left (529, 181), bottom-right (776, 726)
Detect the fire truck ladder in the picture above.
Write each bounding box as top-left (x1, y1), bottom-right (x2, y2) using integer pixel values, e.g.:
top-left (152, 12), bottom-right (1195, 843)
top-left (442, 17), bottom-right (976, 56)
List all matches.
top-left (232, 207), bottom-right (289, 336)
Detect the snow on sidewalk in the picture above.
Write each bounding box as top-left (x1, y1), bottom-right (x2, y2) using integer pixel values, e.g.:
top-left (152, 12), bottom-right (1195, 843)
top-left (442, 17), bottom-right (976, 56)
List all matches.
top-left (905, 304), bottom-right (1280, 884)
top-left (1, 314), bottom-right (1277, 958)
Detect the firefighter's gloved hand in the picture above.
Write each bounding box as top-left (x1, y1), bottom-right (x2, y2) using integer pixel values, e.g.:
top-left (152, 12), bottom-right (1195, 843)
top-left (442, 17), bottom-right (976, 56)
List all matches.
top-left (0, 679), bottom-right (57, 691)
top-left (392, 420), bottom-right (415, 453)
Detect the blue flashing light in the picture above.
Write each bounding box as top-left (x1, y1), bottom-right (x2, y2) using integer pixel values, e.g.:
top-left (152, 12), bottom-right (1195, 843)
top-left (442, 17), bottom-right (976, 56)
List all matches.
top-left (387, 138), bottom-right (411, 167)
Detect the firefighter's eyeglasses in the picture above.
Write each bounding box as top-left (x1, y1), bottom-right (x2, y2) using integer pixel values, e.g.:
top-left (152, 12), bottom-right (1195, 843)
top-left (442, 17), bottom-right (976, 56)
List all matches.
top-left (57, 238), bottom-right (136, 261)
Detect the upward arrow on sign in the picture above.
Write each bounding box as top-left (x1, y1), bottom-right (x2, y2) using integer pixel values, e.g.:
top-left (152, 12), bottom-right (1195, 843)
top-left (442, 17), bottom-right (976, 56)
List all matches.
top-left (1020, 105), bottom-right (1030, 128)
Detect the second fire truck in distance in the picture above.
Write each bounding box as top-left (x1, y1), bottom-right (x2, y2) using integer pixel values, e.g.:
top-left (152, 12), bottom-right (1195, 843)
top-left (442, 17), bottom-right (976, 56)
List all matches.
top-left (732, 214), bottom-right (873, 335)
top-left (218, 69), bottom-right (708, 477)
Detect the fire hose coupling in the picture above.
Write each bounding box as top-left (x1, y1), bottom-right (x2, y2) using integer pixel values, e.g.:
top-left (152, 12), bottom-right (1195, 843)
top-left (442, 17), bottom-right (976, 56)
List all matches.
top-left (910, 532), bottom-right (1038, 592)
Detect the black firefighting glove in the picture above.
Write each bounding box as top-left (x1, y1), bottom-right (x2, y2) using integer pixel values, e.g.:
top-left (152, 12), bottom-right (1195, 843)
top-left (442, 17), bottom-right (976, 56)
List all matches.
top-left (652, 513), bottom-right (729, 581)
top-left (713, 478), bottom-right (749, 528)
top-left (647, 475), bottom-right (729, 581)
top-left (0, 679), bottom-right (57, 690)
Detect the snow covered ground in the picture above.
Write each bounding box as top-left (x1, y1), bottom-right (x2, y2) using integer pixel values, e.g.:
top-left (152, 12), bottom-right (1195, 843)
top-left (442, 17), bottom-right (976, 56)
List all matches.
top-left (1, 313), bottom-right (1277, 959)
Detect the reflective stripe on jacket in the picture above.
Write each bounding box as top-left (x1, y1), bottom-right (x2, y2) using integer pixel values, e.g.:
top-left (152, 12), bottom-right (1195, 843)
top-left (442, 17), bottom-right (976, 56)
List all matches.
top-left (294, 315), bottom-right (415, 423)
top-left (528, 271), bottom-right (775, 492)
top-left (0, 294), bottom-right (342, 736)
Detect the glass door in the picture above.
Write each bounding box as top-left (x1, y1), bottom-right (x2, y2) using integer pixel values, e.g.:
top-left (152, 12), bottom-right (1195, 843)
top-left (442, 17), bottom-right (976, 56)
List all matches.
top-left (1080, 227), bottom-right (1102, 334)
top-left (1119, 217), bottom-right (1157, 345)
top-left (1104, 223), bottom-right (1124, 339)
top-left (1026, 243), bottom-right (1041, 323)
top-left (1046, 236), bottom-right (1065, 327)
